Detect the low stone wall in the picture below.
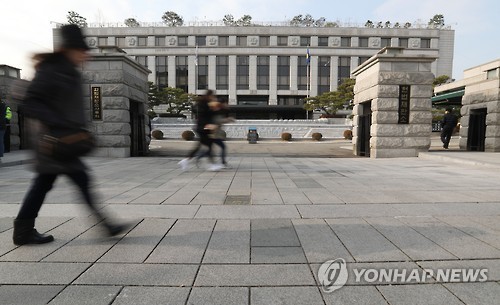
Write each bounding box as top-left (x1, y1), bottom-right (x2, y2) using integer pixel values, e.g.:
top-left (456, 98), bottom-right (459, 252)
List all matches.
top-left (151, 118), bottom-right (352, 139)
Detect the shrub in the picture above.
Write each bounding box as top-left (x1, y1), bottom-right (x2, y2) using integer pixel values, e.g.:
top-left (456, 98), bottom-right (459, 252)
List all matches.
top-left (181, 130), bottom-right (195, 141)
top-left (151, 129), bottom-right (164, 140)
top-left (312, 132), bottom-right (323, 141)
top-left (281, 132), bottom-right (292, 141)
top-left (343, 129), bottom-right (353, 140)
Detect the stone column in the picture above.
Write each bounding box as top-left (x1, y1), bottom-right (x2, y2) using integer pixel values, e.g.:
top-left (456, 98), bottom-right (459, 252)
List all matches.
top-left (83, 47), bottom-right (151, 157)
top-left (351, 47), bottom-right (436, 158)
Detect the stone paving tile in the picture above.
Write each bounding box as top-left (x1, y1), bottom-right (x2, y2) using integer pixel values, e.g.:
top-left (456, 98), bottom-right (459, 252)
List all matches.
top-left (443, 282), bottom-right (500, 305)
top-left (195, 205), bottom-right (301, 219)
top-left (469, 215), bottom-right (500, 231)
top-left (392, 202), bottom-right (500, 217)
top-left (195, 264), bottom-right (316, 286)
top-left (417, 259), bottom-right (500, 282)
top-left (112, 287), bottom-right (190, 305)
top-left (104, 189), bottom-right (149, 204)
top-left (191, 191), bottom-right (227, 205)
top-left (292, 219), bottom-right (355, 263)
top-left (279, 189), bottom-right (312, 205)
top-left (0, 217), bottom-right (13, 233)
top-left (377, 284), bottom-right (464, 305)
top-left (298, 204), bottom-right (400, 218)
top-left (42, 222), bottom-right (134, 263)
top-left (251, 287), bottom-right (324, 305)
top-left (129, 191), bottom-right (175, 204)
top-left (252, 189), bottom-right (284, 204)
top-left (396, 216), bottom-right (500, 259)
top-left (322, 286), bottom-right (388, 305)
top-left (48, 285), bottom-right (122, 305)
top-left (435, 216), bottom-right (500, 249)
top-left (1, 218), bottom-right (96, 262)
top-left (98, 218), bottom-right (175, 263)
top-left (162, 189), bottom-right (200, 204)
top-left (325, 218), bottom-right (409, 262)
top-left (0, 285), bottom-right (64, 305)
top-left (302, 189), bottom-right (344, 204)
top-left (0, 262), bottom-right (90, 284)
top-left (203, 220), bottom-right (250, 264)
top-left (74, 263), bottom-right (198, 286)
top-left (251, 219), bottom-right (300, 247)
top-left (364, 217), bottom-right (457, 261)
top-left (146, 219), bottom-right (215, 264)
top-left (187, 287), bottom-right (249, 305)
top-left (105, 204), bottom-right (200, 218)
top-left (251, 247), bottom-right (307, 264)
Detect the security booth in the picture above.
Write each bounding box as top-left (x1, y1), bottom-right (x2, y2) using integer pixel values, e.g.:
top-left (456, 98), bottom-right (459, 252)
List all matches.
top-left (351, 47), bottom-right (436, 158)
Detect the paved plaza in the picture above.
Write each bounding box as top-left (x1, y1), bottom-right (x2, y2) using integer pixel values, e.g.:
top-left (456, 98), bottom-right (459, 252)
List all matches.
top-left (0, 139), bottom-right (499, 305)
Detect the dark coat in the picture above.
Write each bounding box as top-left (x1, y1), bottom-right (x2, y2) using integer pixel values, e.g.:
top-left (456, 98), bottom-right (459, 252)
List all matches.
top-left (441, 112), bottom-right (458, 131)
top-left (0, 102), bottom-right (6, 130)
top-left (24, 53), bottom-right (88, 174)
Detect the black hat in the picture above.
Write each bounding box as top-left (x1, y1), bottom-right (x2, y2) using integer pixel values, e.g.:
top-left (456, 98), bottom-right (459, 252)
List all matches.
top-left (60, 24), bottom-right (89, 50)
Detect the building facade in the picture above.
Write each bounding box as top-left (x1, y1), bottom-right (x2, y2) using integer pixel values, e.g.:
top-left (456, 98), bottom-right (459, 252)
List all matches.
top-left (80, 24), bottom-right (454, 119)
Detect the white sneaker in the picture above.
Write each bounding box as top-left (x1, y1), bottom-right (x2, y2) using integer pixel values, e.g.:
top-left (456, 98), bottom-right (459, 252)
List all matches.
top-left (208, 163), bottom-right (223, 171)
top-left (178, 158), bottom-right (190, 171)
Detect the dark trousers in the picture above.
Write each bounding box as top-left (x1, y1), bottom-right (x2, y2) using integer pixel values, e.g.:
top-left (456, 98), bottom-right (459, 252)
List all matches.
top-left (198, 139), bottom-right (226, 164)
top-left (187, 131), bottom-right (214, 162)
top-left (17, 171), bottom-right (101, 220)
top-left (440, 127), bottom-right (454, 148)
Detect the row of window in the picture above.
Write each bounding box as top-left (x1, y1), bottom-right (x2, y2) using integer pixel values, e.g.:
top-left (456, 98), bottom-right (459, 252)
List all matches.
top-left (100, 35), bottom-right (431, 48)
top-left (148, 55), bottom-right (354, 95)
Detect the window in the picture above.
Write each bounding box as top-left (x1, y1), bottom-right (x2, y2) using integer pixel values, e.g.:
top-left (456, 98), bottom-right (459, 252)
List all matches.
top-left (338, 56), bottom-right (351, 86)
top-left (487, 68), bottom-right (498, 79)
top-left (236, 56), bottom-right (249, 90)
top-left (300, 36), bottom-right (310, 47)
top-left (341, 37), bottom-right (351, 47)
top-left (216, 56), bottom-right (229, 90)
top-left (116, 37), bottom-right (126, 47)
top-left (236, 36), bottom-right (247, 46)
top-left (98, 37), bottom-right (108, 46)
top-left (155, 56), bottom-right (168, 88)
top-left (277, 36), bottom-right (288, 46)
top-left (277, 56), bottom-right (290, 90)
top-left (399, 38), bottom-right (408, 48)
top-left (358, 56), bottom-right (370, 66)
top-left (259, 36), bottom-right (270, 46)
top-left (421, 38), bottom-right (431, 48)
top-left (298, 56), bottom-right (308, 90)
top-left (381, 37), bottom-right (391, 47)
top-left (318, 56), bottom-right (330, 95)
top-left (135, 56), bottom-right (148, 68)
top-left (178, 36), bottom-right (188, 46)
top-left (138, 36), bottom-right (147, 46)
top-left (195, 36), bottom-right (206, 46)
top-left (197, 56), bottom-right (208, 90)
top-left (176, 56), bottom-right (188, 92)
top-left (318, 36), bottom-right (329, 47)
top-left (278, 96), bottom-right (304, 106)
top-left (155, 36), bottom-right (165, 46)
top-left (359, 37), bottom-right (368, 47)
top-left (257, 56), bottom-right (270, 90)
top-left (218, 36), bottom-right (229, 46)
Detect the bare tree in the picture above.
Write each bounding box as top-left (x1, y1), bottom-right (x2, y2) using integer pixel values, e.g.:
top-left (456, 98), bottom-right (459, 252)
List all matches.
top-left (314, 17), bottom-right (326, 27)
top-left (290, 15), bottom-right (303, 26)
top-left (365, 20), bottom-right (374, 28)
top-left (162, 11), bottom-right (183, 27)
top-left (67, 11), bottom-right (87, 27)
top-left (302, 14), bottom-right (315, 27)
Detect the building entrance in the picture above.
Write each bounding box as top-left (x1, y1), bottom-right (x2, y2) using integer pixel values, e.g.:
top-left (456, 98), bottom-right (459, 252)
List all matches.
top-left (467, 108), bottom-right (487, 151)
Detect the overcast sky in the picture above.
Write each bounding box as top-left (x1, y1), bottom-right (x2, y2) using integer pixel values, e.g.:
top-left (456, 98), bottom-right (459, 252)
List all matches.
top-left (1, 0), bottom-right (498, 80)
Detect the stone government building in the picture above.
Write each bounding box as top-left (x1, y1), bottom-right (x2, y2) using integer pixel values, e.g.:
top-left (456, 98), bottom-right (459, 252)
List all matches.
top-left (81, 21), bottom-right (454, 119)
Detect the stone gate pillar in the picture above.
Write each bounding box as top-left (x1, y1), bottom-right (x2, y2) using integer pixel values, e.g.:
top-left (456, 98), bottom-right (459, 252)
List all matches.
top-left (82, 47), bottom-right (151, 157)
top-left (351, 47), bottom-right (436, 158)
